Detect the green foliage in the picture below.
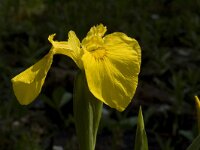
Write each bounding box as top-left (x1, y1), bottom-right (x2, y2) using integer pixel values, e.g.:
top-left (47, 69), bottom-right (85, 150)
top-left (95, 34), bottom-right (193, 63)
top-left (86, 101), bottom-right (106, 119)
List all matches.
top-left (0, 0), bottom-right (200, 149)
top-left (156, 135), bottom-right (174, 150)
top-left (186, 134), bottom-right (200, 150)
top-left (134, 107), bottom-right (148, 150)
top-left (73, 71), bottom-right (103, 150)
top-left (43, 86), bottom-right (72, 109)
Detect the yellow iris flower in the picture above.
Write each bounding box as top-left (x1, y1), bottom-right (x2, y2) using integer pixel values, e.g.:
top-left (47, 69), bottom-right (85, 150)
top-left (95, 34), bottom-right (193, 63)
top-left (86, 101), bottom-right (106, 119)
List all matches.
top-left (11, 24), bottom-right (141, 111)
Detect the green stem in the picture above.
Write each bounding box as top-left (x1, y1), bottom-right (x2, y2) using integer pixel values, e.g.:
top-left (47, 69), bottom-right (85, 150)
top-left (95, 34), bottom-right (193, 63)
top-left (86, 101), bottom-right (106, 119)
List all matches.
top-left (73, 71), bottom-right (103, 150)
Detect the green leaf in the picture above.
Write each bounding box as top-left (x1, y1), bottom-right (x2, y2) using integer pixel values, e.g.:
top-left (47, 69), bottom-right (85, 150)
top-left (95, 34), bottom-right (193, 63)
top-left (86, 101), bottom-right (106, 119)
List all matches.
top-left (59, 92), bottom-right (72, 108)
top-left (52, 86), bottom-right (65, 106)
top-left (186, 134), bottom-right (200, 150)
top-left (52, 87), bottom-right (72, 108)
top-left (134, 106), bottom-right (149, 150)
top-left (179, 130), bottom-right (194, 141)
top-left (41, 94), bottom-right (56, 109)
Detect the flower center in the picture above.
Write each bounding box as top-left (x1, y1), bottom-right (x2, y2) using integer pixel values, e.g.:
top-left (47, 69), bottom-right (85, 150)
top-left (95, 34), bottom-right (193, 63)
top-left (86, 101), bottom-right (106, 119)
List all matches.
top-left (84, 36), bottom-right (107, 59)
top-left (90, 47), bottom-right (107, 59)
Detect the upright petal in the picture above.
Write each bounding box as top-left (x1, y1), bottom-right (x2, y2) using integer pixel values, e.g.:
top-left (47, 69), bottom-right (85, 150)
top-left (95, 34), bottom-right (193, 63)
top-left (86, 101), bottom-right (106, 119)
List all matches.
top-left (48, 32), bottom-right (83, 69)
top-left (82, 33), bottom-right (141, 111)
top-left (82, 24), bottom-right (107, 51)
top-left (11, 52), bottom-right (53, 105)
top-left (85, 24), bottom-right (107, 38)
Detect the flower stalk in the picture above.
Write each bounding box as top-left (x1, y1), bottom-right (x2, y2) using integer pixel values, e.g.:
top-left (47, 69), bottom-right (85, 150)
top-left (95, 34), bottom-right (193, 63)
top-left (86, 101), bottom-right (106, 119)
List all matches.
top-left (73, 71), bottom-right (103, 150)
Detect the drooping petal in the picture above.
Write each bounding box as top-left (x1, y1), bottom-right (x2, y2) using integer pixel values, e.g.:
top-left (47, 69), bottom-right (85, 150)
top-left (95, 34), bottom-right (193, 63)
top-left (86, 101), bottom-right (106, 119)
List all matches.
top-left (11, 51), bottom-right (53, 105)
top-left (106, 32), bottom-right (141, 67)
top-left (82, 32), bottom-right (141, 111)
top-left (104, 32), bottom-right (141, 67)
top-left (48, 31), bottom-right (83, 69)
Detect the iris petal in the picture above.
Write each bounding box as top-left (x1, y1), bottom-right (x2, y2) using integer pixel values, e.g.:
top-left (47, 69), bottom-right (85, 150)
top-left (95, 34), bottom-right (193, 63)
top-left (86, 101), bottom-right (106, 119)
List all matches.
top-left (48, 32), bottom-right (83, 69)
top-left (105, 32), bottom-right (141, 67)
top-left (11, 52), bottom-right (53, 105)
top-left (82, 33), bottom-right (141, 111)
top-left (86, 24), bottom-right (107, 38)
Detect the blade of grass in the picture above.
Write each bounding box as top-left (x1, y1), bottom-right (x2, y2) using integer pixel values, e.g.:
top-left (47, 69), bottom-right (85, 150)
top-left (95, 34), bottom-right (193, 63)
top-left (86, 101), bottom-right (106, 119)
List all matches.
top-left (134, 106), bottom-right (148, 150)
top-left (186, 134), bottom-right (200, 150)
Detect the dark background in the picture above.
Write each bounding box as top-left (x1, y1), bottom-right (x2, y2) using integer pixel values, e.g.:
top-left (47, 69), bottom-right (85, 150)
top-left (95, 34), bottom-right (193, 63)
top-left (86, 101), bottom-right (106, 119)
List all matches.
top-left (0, 0), bottom-right (200, 149)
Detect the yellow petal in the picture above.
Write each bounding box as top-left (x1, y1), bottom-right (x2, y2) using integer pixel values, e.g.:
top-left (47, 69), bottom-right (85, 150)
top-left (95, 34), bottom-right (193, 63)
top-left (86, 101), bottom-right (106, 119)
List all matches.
top-left (104, 32), bottom-right (141, 67)
top-left (48, 34), bottom-right (70, 52)
top-left (11, 52), bottom-right (53, 105)
top-left (48, 32), bottom-right (83, 69)
top-left (82, 24), bottom-right (107, 49)
top-left (82, 33), bottom-right (141, 111)
top-left (86, 24), bottom-right (107, 38)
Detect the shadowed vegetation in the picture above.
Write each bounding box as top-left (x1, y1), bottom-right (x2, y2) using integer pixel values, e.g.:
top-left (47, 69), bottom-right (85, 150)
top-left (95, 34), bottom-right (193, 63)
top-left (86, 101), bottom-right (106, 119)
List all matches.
top-left (0, 0), bottom-right (200, 149)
